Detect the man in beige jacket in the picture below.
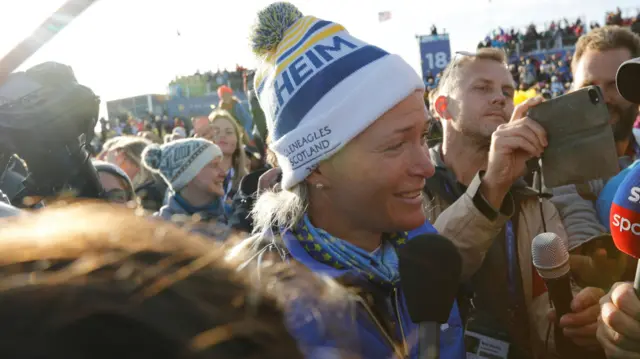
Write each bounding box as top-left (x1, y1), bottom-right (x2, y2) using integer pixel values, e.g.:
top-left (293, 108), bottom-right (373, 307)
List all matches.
top-left (424, 48), bottom-right (604, 358)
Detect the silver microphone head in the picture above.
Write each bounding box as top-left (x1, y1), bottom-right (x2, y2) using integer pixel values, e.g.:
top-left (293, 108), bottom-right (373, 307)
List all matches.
top-left (532, 232), bottom-right (570, 279)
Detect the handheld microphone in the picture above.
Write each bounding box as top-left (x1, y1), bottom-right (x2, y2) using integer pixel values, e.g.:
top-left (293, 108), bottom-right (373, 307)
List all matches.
top-left (532, 232), bottom-right (586, 358)
top-left (609, 163), bottom-right (640, 293)
top-left (398, 234), bottom-right (462, 359)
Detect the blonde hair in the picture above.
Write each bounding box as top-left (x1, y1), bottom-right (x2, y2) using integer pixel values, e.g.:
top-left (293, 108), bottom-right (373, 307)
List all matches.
top-left (98, 136), bottom-right (154, 188)
top-left (208, 109), bottom-right (249, 190)
top-left (572, 25), bottom-right (640, 72)
top-left (437, 48), bottom-right (508, 97)
top-left (265, 135), bottom-right (279, 168)
top-left (138, 130), bottom-right (162, 144)
top-left (0, 202), bottom-right (306, 358)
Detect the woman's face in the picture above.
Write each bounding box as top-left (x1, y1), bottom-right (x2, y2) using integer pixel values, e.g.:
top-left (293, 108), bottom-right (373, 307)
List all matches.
top-left (311, 90), bottom-right (435, 231)
top-left (211, 117), bottom-right (238, 156)
top-left (191, 157), bottom-right (227, 197)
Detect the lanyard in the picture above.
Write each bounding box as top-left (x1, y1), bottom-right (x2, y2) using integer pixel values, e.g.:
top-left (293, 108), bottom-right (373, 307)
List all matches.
top-left (504, 220), bottom-right (520, 309)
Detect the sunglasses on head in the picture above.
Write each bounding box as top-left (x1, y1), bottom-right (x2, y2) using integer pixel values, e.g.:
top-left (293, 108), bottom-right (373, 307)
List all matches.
top-left (454, 51), bottom-right (478, 59)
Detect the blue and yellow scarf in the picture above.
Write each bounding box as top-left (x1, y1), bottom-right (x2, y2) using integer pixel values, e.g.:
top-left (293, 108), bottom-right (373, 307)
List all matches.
top-left (292, 215), bottom-right (409, 285)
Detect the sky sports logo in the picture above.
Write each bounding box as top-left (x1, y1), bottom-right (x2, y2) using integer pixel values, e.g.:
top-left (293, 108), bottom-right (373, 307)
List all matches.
top-left (611, 213), bottom-right (640, 235)
top-left (611, 185), bottom-right (640, 236)
top-left (628, 186), bottom-right (640, 203)
top-left (610, 201), bottom-right (640, 256)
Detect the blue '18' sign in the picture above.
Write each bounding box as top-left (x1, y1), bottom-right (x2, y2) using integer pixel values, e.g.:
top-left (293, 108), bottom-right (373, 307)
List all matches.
top-left (418, 34), bottom-right (452, 79)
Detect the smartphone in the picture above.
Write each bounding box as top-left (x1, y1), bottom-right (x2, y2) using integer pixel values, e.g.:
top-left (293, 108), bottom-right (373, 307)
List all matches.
top-left (527, 86), bottom-right (619, 188)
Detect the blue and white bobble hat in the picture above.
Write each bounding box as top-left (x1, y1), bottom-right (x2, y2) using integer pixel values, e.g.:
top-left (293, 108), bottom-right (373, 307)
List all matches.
top-left (251, 2), bottom-right (424, 190)
top-left (141, 138), bottom-right (222, 191)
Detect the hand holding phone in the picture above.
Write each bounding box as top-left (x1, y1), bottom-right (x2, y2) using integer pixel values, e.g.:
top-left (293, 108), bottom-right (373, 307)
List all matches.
top-left (482, 97), bottom-right (548, 207)
top-left (526, 86), bottom-right (618, 188)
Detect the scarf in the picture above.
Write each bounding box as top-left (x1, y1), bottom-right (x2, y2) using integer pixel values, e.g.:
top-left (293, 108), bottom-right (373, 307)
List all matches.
top-left (292, 214), bottom-right (409, 285)
top-left (173, 193), bottom-right (223, 219)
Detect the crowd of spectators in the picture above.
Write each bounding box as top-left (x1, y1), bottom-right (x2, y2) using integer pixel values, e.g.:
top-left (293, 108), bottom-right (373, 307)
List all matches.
top-left (478, 17), bottom-right (588, 55)
top-left (472, 7), bottom-right (640, 104)
top-left (169, 64), bottom-right (252, 97)
top-left (510, 52), bottom-right (573, 102)
top-left (606, 7), bottom-right (640, 27)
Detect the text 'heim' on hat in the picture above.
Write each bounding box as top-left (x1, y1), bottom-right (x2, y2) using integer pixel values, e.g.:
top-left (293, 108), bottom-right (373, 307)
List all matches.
top-left (617, 57), bottom-right (640, 104)
top-left (250, 2), bottom-right (424, 190)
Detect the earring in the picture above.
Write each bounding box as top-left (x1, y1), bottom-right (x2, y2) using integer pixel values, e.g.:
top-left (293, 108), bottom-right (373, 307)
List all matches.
top-left (314, 183), bottom-right (324, 190)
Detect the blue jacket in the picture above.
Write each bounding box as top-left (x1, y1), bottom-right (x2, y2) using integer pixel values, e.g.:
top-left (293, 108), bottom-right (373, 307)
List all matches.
top-left (281, 221), bottom-right (465, 359)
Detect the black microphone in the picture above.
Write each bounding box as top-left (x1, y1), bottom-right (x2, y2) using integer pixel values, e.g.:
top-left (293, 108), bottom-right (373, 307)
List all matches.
top-left (532, 232), bottom-right (588, 358)
top-left (398, 234), bottom-right (462, 359)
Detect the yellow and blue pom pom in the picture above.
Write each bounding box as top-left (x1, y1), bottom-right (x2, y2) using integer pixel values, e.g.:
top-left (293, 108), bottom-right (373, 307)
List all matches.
top-left (250, 2), bottom-right (303, 55)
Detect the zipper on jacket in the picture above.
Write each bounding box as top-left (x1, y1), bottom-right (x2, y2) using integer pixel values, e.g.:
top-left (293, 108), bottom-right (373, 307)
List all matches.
top-left (393, 287), bottom-right (410, 358)
top-left (352, 294), bottom-right (405, 359)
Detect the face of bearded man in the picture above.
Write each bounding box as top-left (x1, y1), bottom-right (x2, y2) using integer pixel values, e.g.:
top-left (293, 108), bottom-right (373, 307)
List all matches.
top-left (573, 48), bottom-right (637, 144)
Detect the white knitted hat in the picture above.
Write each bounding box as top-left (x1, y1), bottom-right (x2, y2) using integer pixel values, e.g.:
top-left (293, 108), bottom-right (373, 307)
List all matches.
top-left (142, 138), bottom-right (222, 191)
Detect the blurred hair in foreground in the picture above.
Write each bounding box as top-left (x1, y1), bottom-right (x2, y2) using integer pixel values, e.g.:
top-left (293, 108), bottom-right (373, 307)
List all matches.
top-left (0, 202), bottom-right (303, 359)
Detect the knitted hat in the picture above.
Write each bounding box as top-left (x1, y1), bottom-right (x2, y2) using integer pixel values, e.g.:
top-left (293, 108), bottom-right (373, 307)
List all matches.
top-left (141, 138), bottom-right (222, 191)
top-left (92, 160), bottom-right (135, 202)
top-left (250, 2), bottom-right (423, 189)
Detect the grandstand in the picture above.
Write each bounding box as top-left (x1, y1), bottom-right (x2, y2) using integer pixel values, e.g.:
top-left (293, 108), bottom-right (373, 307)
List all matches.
top-left (106, 65), bottom-right (253, 122)
top-left (168, 65), bottom-right (250, 98)
top-left (106, 94), bottom-right (168, 123)
top-left (471, 7), bottom-right (640, 105)
top-left (477, 17), bottom-right (585, 58)
top-left (606, 7), bottom-right (640, 27)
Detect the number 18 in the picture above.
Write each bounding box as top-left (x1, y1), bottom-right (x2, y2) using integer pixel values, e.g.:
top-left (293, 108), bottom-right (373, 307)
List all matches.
top-left (425, 52), bottom-right (449, 69)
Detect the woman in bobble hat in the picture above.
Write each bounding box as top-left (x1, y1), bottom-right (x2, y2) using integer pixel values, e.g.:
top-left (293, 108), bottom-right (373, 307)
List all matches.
top-left (142, 138), bottom-right (230, 237)
top-left (236, 2), bottom-right (464, 358)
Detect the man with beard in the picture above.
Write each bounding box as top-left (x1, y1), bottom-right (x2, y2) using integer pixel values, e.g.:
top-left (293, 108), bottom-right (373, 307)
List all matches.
top-left (424, 48), bottom-right (604, 358)
top-left (551, 26), bottom-right (640, 288)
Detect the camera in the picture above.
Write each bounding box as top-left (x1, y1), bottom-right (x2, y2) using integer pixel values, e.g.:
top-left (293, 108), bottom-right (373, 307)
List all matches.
top-left (0, 62), bottom-right (104, 202)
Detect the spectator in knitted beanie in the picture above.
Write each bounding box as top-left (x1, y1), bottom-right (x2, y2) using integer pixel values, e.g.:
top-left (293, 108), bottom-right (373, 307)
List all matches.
top-left (142, 139), bottom-right (230, 237)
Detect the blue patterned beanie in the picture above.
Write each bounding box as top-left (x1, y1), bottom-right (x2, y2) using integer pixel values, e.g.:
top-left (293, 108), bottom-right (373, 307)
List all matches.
top-left (251, 2), bottom-right (424, 189)
top-left (141, 138), bottom-right (222, 191)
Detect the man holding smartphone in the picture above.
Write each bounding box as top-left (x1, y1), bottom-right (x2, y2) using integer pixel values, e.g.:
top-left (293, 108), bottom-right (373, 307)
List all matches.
top-left (424, 48), bottom-right (604, 358)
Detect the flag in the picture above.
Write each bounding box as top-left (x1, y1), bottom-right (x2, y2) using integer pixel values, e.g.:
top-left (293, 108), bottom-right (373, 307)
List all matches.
top-left (378, 11), bottom-right (391, 22)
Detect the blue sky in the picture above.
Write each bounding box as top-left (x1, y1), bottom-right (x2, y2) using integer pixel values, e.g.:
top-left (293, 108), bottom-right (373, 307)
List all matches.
top-left (0, 0), bottom-right (636, 107)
